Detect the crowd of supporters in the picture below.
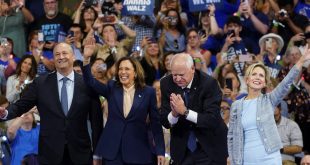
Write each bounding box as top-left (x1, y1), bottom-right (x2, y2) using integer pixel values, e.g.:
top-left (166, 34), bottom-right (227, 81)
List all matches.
top-left (0, 0), bottom-right (310, 164)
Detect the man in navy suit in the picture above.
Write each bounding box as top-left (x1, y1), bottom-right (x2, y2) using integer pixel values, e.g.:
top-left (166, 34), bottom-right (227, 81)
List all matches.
top-left (0, 42), bottom-right (103, 164)
top-left (160, 53), bottom-right (228, 165)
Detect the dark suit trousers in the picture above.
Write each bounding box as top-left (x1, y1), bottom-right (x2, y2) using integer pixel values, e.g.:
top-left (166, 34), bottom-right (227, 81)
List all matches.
top-left (41, 145), bottom-right (91, 165)
top-left (105, 147), bottom-right (155, 165)
top-left (173, 143), bottom-right (213, 165)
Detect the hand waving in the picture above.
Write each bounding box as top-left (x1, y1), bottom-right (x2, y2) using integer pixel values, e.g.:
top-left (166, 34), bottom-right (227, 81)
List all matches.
top-left (83, 37), bottom-right (96, 62)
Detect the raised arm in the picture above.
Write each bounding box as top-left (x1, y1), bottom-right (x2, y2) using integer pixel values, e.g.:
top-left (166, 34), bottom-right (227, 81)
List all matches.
top-left (7, 116), bottom-right (24, 140)
top-left (270, 45), bottom-right (310, 106)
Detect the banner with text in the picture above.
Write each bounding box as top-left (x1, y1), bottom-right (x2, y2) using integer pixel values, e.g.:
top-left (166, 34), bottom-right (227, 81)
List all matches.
top-left (189, 0), bottom-right (221, 12)
top-left (122, 0), bottom-right (154, 16)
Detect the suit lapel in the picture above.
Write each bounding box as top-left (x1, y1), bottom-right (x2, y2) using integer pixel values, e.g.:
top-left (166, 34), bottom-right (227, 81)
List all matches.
top-left (188, 72), bottom-right (199, 108)
top-left (127, 88), bottom-right (144, 118)
top-left (67, 72), bottom-right (79, 117)
top-left (49, 72), bottom-right (65, 116)
top-left (113, 86), bottom-right (124, 117)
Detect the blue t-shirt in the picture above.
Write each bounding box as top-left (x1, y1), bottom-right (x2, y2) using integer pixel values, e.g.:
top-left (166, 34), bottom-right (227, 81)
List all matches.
top-left (263, 55), bottom-right (282, 78)
top-left (10, 125), bottom-right (40, 165)
top-left (294, 2), bottom-right (310, 19)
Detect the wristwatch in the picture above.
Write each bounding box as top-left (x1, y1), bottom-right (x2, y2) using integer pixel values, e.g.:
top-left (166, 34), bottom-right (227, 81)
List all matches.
top-left (183, 110), bottom-right (189, 118)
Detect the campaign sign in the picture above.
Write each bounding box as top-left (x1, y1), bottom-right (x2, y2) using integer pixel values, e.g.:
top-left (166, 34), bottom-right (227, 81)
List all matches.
top-left (41, 24), bottom-right (61, 42)
top-left (122, 0), bottom-right (154, 16)
top-left (189, 0), bottom-right (221, 12)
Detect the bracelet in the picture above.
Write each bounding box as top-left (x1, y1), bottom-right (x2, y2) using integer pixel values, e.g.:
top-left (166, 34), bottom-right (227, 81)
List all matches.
top-left (193, 58), bottom-right (202, 63)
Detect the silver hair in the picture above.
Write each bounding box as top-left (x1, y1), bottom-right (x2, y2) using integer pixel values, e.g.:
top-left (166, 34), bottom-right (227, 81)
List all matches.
top-left (285, 46), bottom-right (301, 57)
top-left (170, 53), bottom-right (194, 69)
top-left (53, 42), bottom-right (74, 55)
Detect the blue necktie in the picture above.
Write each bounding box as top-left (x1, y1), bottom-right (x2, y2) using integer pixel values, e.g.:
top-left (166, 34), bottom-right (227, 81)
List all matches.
top-left (61, 77), bottom-right (69, 116)
top-left (183, 88), bottom-right (197, 152)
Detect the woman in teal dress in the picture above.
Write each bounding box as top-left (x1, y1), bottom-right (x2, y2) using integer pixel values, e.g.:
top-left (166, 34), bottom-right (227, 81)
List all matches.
top-left (228, 46), bottom-right (310, 165)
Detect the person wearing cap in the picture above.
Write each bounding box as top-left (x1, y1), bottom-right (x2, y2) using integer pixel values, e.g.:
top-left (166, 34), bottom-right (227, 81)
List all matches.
top-left (257, 33), bottom-right (284, 78)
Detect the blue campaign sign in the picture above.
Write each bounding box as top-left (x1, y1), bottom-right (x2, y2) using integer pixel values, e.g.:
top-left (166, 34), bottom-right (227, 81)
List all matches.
top-left (189, 0), bottom-right (221, 12)
top-left (122, 0), bottom-right (154, 16)
top-left (41, 24), bottom-right (61, 42)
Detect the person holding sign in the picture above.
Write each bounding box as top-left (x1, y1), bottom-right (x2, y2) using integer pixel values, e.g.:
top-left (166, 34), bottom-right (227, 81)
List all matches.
top-left (33, 0), bottom-right (73, 51)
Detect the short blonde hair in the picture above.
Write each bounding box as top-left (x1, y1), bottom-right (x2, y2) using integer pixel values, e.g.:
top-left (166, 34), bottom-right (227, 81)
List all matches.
top-left (244, 62), bottom-right (271, 89)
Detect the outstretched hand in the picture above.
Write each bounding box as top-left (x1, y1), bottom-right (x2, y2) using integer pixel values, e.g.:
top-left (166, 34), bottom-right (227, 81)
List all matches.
top-left (83, 37), bottom-right (96, 61)
top-left (296, 44), bottom-right (310, 69)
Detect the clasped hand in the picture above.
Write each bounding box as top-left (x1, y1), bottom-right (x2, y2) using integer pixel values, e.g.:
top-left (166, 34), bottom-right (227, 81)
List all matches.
top-left (170, 93), bottom-right (187, 117)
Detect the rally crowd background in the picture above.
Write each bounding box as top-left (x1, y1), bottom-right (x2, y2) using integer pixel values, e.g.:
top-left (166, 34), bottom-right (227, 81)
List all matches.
top-left (0, 0), bottom-right (310, 164)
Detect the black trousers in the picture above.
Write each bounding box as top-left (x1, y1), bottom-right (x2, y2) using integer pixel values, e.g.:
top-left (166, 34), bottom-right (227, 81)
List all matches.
top-left (172, 143), bottom-right (213, 165)
top-left (41, 145), bottom-right (91, 165)
top-left (104, 148), bottom-right (155, 165)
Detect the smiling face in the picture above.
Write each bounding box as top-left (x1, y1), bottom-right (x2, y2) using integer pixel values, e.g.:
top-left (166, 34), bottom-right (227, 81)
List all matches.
top-left (246, 66), bottom-right (266, 91)
top-left (118, 60), bottom-right (136, 88)
top-left (146, 43), bottom-right (159, 57)
top-left (21, 58), bottom-right (33, 74)
top-left (53, 43), bottom-right (74, 75)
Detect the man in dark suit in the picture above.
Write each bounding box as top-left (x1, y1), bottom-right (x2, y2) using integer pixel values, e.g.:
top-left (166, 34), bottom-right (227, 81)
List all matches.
top-left (160, 53), bottom-right (228, 165)
top-left (0, 42), bottom-right (103, 164)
